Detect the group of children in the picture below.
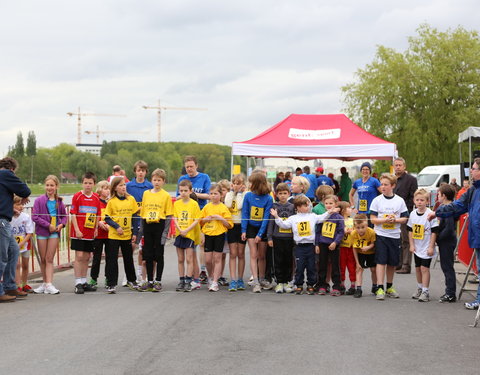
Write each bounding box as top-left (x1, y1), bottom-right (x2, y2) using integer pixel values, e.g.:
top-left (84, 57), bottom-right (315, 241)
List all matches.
top-left (10, 162), bottom-right (460, 304)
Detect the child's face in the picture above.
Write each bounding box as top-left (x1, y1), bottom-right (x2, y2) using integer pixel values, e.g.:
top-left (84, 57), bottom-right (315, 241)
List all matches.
top-left (82, 178), bottom-right (95, 194)
top-left (296, 203), bottom-right (309, 213)
top-left (354, 221), bottom-right (368, 236)
top-left (345, 207), bottom-right (353, 217)
top-left (414, 195), bottom-right (428, 210)
top-left (232, 180), bottom-right (244, 193)
top-left (463, 180), bottom-right (470, 189)
top-left (324, 198), bottom-right (337, 210)
top-left (437, 191), bottom-right (446, 204)
top-left (179, 185), bottom-right (192, 199)
top-left (135, 168), bottom-right (147, 180)
top-left (152, 176), bottom-right (165, 189)
top-left (221, 187), bottom-right (229, 199)
top-left (276, 190), bottom-right (290, 203)
top-left (209, 189), bottom-right (221, 203)
top-left (14, 202), bottom-right (23, 213)
top-left (45, 179), bottom-right (57, 196)
top-left (380, 179), bottom-right (394, 195)
top-left (291, 181), bottom-right (302, 194)
top-left (100, 185), bottom-right (110, 199)
top-left (115, 181), bottom-right (126, 195)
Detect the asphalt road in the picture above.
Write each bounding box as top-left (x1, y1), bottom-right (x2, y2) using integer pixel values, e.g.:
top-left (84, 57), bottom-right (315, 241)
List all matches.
top-left (1, 243), bottom-right (479, 375)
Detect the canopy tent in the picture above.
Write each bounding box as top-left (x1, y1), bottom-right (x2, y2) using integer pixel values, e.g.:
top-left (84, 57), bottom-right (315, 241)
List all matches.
top-left (458, 126), bottom-right (480, 164)
top-left (232, 114), bottom-right (397, 161)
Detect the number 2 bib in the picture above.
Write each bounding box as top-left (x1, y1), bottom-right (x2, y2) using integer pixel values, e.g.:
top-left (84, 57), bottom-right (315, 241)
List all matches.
top-left (250, 206), bottom-right (264, 221)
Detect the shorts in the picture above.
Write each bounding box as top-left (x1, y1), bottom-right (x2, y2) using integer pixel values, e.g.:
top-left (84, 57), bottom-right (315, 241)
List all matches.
top-left (374, 235), bottom-right (400, 266)
top-left (37, 233), bottom-right (59, 240)
top-left (358, 253), bottom-right (376, 268)
top-left (246, 224), bottom-right (267, 241)
top-left (223, 238), bottom-right (230, 253)
top-left (19, 249), bottom-right (30, 258)
top-left (204, 233), bottom-right (226, 253)
top-left (227, 224), bottom-right (246, 244)
top-left (70, 238), bottom-right (95, 252)
top-left (414, 254), bottom-right (432, 268)
top-left (174, 236), bottom-right (195, 250)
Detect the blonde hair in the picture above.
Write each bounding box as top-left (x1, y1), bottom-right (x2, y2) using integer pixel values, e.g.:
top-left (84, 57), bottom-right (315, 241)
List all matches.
top-left (291, 176), bottom-right (310, 194)
top-left (414, 188), bottom-right (429, 200)
top-left (96, 180), bottom-right (109, 194)
top-left (151, 168), bottom-right (167, 181)
top-left (293, 195), bottom-right (311, 209)
top-left (337, 201), bottom-right (350, 217)
top-left (380, 173), bottom-right (397, 186)
top-left (217, 179), bottom-right (231, 192)
top-left (232, 173), bottom-right (246, 185)
top-left (315, 185), bottom-right (334, 201)
top-left (44, 174), bottom-right (61, 203)
top-left (13, 195), bottom-right (23, 205)
top-left (324, 194), bottom-right (339, 204)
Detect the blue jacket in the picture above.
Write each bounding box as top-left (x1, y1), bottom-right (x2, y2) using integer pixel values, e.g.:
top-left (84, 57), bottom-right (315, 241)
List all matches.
top-left (301, 173), bottom-right (318, 199)
top-left (241, 192), bottom-right (273, 238)
top-left (0, 169), bottom-right (31, 221)
top-left (436, 179), bottom-right (480, 248)
top-left (126, 178), bottom-right (153, 203)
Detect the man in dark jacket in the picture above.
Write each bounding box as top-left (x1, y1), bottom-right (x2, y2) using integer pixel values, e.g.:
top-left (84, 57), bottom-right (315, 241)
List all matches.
top-left (393, 157), bottom-right (418, 274)
top-left (0, 157), bottom-right (31, 302)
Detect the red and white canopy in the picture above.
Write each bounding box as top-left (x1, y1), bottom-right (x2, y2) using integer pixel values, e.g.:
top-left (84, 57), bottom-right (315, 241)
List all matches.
top-left (232, 114), bottom-right (396, 160)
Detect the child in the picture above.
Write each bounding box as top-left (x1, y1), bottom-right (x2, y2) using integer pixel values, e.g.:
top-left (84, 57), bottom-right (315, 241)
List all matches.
top-left (435, 184), bottom-right (458, 303)
top-left (200, 184), bottom-right (233, 292)
top-left (271, 195), bottom-right (334, 294)
top-left (126, 160), bottom-right (153, 283)
top-left (315, 195), bottom-right (345, 296)
top-left (288, 175), bottom-right (310, 204)
top-left (267, 183), bottom-right (295, 293)
top-left (32, 175), bottom-right (67, 294)
top-left (369, 174), bottom-right (409, 300)
top-left (351, 214), bottom-right (377, 298)
top-left (89, 180), bottom-right (110, 288)
top-left (138, 169), bottom-right (173, 292)
top-left (104, 177), bottom-right (140, 293)
top-left (225, 173), bottom-right (247, 291)
top-left (312, 185), bottom-right (334, 215)
top-left (217, 179), bottom-right (232, 287)
top-left (408, 188), bottom-right (439, 302)
top-left (70, 172), bottom-right (102, 294)
top-left (173, 180), bottom-right (201, 292)
top-left (11, 196), bottom-right (34, 292)
top-left (241, 173), bottom-right (273, 293)
top-left (338, 201), bottom-right (356, 295)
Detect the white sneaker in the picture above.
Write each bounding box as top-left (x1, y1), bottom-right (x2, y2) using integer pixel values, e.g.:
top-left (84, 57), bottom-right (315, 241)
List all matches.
top-left (248, 275), bottom-right (254, 286)
top-left (252, 283), bottom-right (262, 293)
top-left (260, 280), bottom-right (273, 290)
top-left (107, 286), bottom-right (116, 294)
top-left (34, 283), bottom-right (46, 294)
top-left (284, 281), bottom-right (294, 293)
top-left (191, 280), bottom-right (201, 290)
top-left (44, 284), bottom-right (60, 295)
top-left (209, 282), bottom-right (219, 292)
top-left (275, 283), bottom-right (284, 293)
top-left (121, 276), bottom-right (128, 287)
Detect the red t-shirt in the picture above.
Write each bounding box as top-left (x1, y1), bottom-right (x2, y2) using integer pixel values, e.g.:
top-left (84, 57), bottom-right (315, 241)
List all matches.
top-left (70, 191), bottom-right (101, 240)
top-left (96, 198), bottom-right (109, 240)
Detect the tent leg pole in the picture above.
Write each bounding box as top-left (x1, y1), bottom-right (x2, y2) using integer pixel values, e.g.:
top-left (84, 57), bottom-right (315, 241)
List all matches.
top-left (230, 150), bottom-right (234, 179)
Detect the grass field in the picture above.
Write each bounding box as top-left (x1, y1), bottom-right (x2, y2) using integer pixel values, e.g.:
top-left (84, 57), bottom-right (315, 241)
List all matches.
top-left (28, 183), bottom-right (178, 195)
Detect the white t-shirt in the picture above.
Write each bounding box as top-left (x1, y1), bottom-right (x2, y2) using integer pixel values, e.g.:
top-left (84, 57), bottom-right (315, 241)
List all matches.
top-left (10, 212), bottom-right (34, 252)
top-left (370, 194), bottom-right (408, 239)
top-left (275, 212), bottom-right (330, 244)
top-left (407, 208), bottom-right (438, 259)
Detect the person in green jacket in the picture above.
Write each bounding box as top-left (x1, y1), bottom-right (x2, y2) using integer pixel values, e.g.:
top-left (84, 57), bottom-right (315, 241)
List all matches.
top-left (339, 167), bottom-right (352, 202)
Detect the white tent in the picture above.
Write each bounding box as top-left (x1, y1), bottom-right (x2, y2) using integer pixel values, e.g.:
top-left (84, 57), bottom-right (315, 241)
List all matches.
top-left (458, 126), bottom-right (480, 163)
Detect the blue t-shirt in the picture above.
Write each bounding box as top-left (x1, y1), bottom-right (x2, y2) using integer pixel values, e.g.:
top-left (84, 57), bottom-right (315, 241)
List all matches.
top-left (316, 175), bottom-right (334, 187)
top-left (46, 199), bottom-right (57, 218)
top-left (177, 173), bottom-right (211, 209)
top-left (301, 173), bottom-right (318, 199)
top-left (352, 177), bottom-right (381, 213)
top-left (126, 178), bottom-right (154, 203)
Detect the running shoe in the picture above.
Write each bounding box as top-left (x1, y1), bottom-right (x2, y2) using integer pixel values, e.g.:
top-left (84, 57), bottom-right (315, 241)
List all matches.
top-left (199, 271), bottom-right (208, 284)
top-left (107, 286), bottom-right (116, 294)
top-left (418, 291), bottom-right (430, 302)
top-left (228, 280), bottom-right (237, 292)
top-left (22, 284), bottom-right (33, 293)
top-left (127, 281), bottom-right (139, 291)
top-left (318, 288), bottom-right (327, 296)
top-left (184, 281), bottom-right (192, 292)
top-left (412, 288), bottom-right (422, 299)
top-left (468, 275), bottom-right (480, 284)
top-left (439, 294), bottom-right (457, 303)
top-left (33, 283), bottom-right (46, 294)
top-left (345, 287), bottom-right (356, 295)
top-left (330, 289), bottom-right (341, 297)
top-left (83, 283), bottom-right (97, 292)
top-left (218, 277), bottom-right (229, 286)
top-left (88, 278), bottom-right (98, 287)
top-left (376, 288), bottom-right (385, 300)
top-left (176, 280), bottom-right (185, 292)
top-left (44, 284), bottom-right (60, 295)
top-left (386, 287), bottom-right (400, 298)
top-left (306, 286), bottom-right (315, 295)
top-left (284, 281), bottom-right (294, 293)
top-left (295, 286), bottom-right (303, 295)
top-left (248, 276), bottom-right (254, 286)
top-left (260, 280), bottom-right (273, 290)
top-left (209, 281), bottom-right (219, 292)
top-left (152, 281), bottom-right (162, 292)
top-left (354, 289), bottom-right (362, 298)
top-left (191, 280), bottom-right (201, 290)
top-left (138, 281), bottom-right (151, 292)
top-left (236, 279), bottom-right (245, 290)
top-left (74, 283), bottom-right (85, 294)
top-left (371, 285), bottom-right (379, 295)
top-left (465, 300), bottom-right (480, 310)
top-left (274, 283), bottom-right (284, 294)
top-left (252, 283), bottom-right (262, 293)
top-left (122, 276), bottom-right (128, 287)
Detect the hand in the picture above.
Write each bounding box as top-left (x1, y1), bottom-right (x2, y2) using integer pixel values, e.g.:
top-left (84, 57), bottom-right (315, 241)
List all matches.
top-left (55, 224), bottom-right (63, 232)
top-left (49, 224), bottom-right (56, 233)
top-left (315, 246), bottom-right (320, 254)
top-left (270, 208), bottom-right (278, 217)
top-left (409, 246), bottom-right (415, 254)
top-left (356, 263), bottom-right (362, 272)
top-left (131, 235), bottom-right (137, 244)
top-left (328, 242), bottom-right (336, 251)
top-left (94, 228), bottom-right (98, 238)
top-left (345, 228), bottom-right (353, 234)
top-left (361, 246), bottom-right (370, 252)
top-left (268, 240), bottom-right (273, 247)
top-left (427, 247), bottom-right (434, 257)
top-left (116, 227), bottom-right (124, 236)
top-left (427, 212), bottom-right (436, 221)
top-left (21, 197), bottom-right (30, 205)
top-left (99, 221), bottom-right (108, 231)
top-left (241, 233), bottom-right (246, 242)
top-left (75, 230), bottom-right (84, 239)
top-left (180, 230), bottom-right (188, 237)
top-left (254, 235), bottom-right (261, 244)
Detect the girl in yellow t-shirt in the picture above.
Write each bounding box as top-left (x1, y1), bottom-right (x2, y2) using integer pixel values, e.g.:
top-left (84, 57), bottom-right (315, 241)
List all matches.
top-left (200, 184), bottom-right (233, 292)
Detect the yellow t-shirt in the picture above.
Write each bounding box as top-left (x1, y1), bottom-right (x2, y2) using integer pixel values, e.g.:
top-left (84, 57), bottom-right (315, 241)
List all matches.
top-left (200, 202), bottom-right (233, 236)
top-left (351, 227), bottom-right (376, 255)
top-left (140, 189), bottom-right (173, 223)
top-left (105, 195), bottom-right (139, 240)
top-left (340, 217), bottom-right (354, 247)
top-left (173, 198), bottom-right (201, 244)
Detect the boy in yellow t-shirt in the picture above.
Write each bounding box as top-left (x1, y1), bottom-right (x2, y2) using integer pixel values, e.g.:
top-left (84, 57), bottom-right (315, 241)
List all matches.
top-left (138, 169), bottom-right (173, 292)
top-left (200, 184), bottom-right (233, 292)
top-left (351, 213), bottom-right (377, 298)
top-left (173, 180), bottom-right (201, 292)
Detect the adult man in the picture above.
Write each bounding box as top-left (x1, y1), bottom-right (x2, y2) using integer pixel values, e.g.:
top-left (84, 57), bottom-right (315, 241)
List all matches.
top-left (434, 158), bottom-right (480, 310)
top-left (393, 157), bottom-right (418, 274)
top-left (0, 157), bottom-right (31, 302)
top-left (301, 166), bottom-right (318, 202)
top-left (338, 167), bottom-right (352, 202)
top-left (315, 167), bottom-right (334, 188)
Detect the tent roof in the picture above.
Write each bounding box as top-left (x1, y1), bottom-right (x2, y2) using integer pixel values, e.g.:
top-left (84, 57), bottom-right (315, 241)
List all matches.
top-left (232, 114), bottom-right (396, 160)
top-left (458, 127), bottom-right (480, 143)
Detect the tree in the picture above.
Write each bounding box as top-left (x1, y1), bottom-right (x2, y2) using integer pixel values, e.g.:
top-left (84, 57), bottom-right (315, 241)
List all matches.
top-left (26, 131), bottom-right (37, 157)
top-left (342, 24), bottom-right (480, 171)
top-left (12, 131), bottom-right (25, 158)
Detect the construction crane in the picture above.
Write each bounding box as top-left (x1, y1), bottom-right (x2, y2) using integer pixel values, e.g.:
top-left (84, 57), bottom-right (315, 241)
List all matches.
top-left (84, 125), bottom-right (148, 143)
top-left (143, 99), bottom-right (207, 142)
top-left (66, 107), bottom-right (126, 144)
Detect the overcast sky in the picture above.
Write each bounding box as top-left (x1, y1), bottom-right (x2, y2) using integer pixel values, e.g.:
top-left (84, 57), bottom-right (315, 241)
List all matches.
top-left (0, 0), bottom-right (478, 158)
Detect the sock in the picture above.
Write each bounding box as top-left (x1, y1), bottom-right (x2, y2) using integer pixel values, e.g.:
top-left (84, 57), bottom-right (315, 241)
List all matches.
top-left (387, 283), bottom-right (393, 290)
top-left (357, 286), bottom-right (362, 290)
top-left (417, 283), bottom-right (423, 289)
top-left (201, 265), bottom-right (206, 271)
top-left (185, 276), bottom-right (192, 282)
top-left (254, 278), bottom-right (259, 284)
top-left (378, 284), bottom-right (384, 291)
top-left (75, 278), bottom-right (82, 285)
top-left (372, 283), bottom-right (377, 288)
top-left (422, 287), bottom-right (429, 293)
top-left (46, 283), bottom-right (52, 287)
top-left (179, 276), bottom-right (185, 281)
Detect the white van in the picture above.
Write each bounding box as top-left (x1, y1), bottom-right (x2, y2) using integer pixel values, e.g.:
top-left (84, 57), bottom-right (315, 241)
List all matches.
top-left (417, 165), bottom-right (461, 192)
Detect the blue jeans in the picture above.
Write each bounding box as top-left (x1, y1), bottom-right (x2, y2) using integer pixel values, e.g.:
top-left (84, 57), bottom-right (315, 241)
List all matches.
top-left (0, 219), bottom-right (19, 295)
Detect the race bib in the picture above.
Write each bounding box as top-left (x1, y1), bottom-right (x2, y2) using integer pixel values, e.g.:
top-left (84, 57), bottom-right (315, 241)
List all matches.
top-left (412, 224), bottom-right (425, 240)
top-left (359, 199), bottom-right (367, 212)
top-left (231, 200), bottom-right (239, 215)
top-left (321, 222), bottom-right (337, 239)
top-left (250, 206), bottom-right (264, 221)
top-left (353, 238), bottom-right (366, 249)
top-left (278, 217), bottom-right (292, 233)
top-left (340, 233), bottom-right (351, 247)
top-left (296, 221), bottom-right (311, 237)
top-left (178, 211), bottom-right (189, 229)
top-left (146, 211), bottom-right (159, 224)
top-left (15, 235), bottom-right (24, 244)
top-left (50, 216), bottom-right (56, 227)
top-left (121, 217), bottom-right (131, 231)
top-left (382, 214), bottom-right (395, 230)
top-left (84, 212), bottom-right (96, 229)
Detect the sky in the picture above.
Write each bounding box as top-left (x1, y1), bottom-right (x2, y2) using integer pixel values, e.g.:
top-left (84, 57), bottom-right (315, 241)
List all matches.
top-left (1, 0), bottom-right (478, 164)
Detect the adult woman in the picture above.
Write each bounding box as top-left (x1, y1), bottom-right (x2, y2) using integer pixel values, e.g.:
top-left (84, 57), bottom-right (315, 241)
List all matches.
top-left (349, 162), bottom-right (381, 215)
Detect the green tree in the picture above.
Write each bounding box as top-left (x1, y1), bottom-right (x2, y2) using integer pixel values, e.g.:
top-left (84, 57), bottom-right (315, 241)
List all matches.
top-left (342, 24), bottom-right (480, 171)
top-left (26, 131), bottom-right (37, 157)
top-left (12, 131), bottom-right (25, 158)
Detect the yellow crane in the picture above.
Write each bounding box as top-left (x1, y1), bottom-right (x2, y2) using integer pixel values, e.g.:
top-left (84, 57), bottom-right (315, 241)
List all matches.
top-left (84, 125), bottom-right (148, 143)
top-left (67, 107), bottom-right (126, 144)
top-left (143, 99), bottom-right (207, 142)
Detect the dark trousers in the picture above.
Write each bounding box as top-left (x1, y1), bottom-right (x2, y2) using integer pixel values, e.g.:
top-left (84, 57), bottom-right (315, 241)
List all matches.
top-left (438, 239), bottom-right (457, 296)
top-left (318, 243), bottom-right (341, 290)
top-left (273, 237), bottom-right (294, 284)
top-left (294, 243), bottom-right (316, 287)
top-left (143, 221), bottom-right (165, 282)
top-left (90, 238), bottom-right (108, 280)
top-left (398, 224), bottom-right (412, 269)
top-left (105, 239), bottom-right (136, 287)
